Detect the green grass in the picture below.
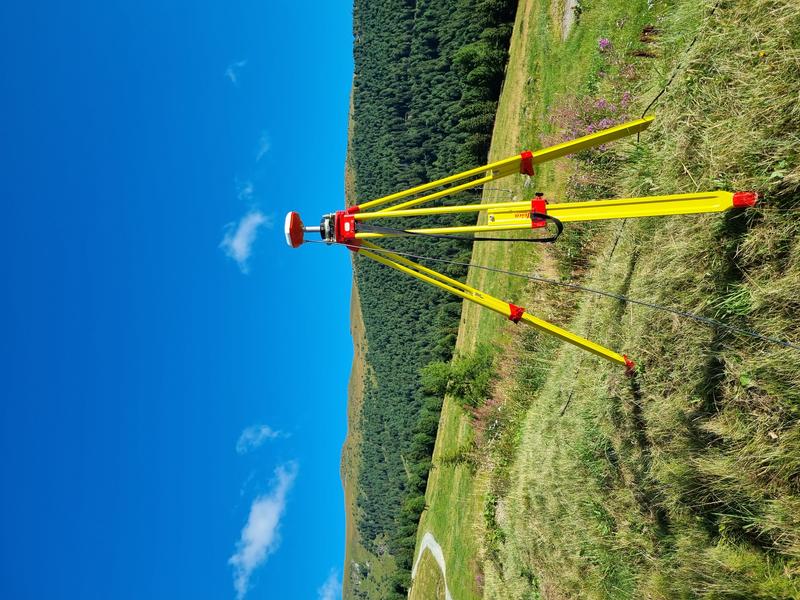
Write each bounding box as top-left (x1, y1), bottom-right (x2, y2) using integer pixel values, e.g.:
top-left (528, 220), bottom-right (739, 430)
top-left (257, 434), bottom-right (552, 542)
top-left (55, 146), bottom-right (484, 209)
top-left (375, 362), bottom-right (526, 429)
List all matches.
top-left (409, 550), bottom-right (448, 600)
top-left (413, 0), bottom-right (800, 598)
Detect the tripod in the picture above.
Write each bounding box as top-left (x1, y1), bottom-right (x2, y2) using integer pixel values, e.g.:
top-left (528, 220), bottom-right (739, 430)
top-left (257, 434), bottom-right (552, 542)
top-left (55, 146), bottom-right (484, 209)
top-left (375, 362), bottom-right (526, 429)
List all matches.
top-left (285, 116), bottom-right (757, 370)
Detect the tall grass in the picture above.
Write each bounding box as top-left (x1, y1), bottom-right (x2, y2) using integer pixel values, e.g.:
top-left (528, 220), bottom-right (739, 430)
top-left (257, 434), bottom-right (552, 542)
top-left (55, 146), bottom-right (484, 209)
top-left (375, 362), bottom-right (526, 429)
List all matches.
top-left (484, 0), bottom-right (800, 597)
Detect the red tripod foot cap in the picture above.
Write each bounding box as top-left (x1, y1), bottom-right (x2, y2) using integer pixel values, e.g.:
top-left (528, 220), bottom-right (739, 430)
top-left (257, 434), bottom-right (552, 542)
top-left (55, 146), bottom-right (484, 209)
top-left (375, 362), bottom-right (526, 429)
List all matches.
top-left (623, 355), bottom-right (636, 376)
top-left (732, 191), bottom-right (758, 208)
top-left (285, 212), bottom-right (305, 248)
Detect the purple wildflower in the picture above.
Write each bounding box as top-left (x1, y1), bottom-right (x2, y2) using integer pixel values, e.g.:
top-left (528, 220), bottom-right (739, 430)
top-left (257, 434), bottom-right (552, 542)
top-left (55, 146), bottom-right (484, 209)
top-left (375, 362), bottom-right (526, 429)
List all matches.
top-left (598, 37), bottom-right (612, 52)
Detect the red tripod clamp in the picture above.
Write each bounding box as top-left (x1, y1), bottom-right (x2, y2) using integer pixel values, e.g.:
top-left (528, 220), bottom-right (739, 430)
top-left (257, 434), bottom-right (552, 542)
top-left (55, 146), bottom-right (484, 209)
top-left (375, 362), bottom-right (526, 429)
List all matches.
top-left (531, 194), bottom-right (548, 228)
top-left (520, 150), bottom-right (535, 176)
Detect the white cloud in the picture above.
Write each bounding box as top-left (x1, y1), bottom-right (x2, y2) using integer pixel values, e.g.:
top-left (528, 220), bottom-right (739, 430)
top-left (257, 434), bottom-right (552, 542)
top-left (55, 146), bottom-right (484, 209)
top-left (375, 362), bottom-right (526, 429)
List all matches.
top-left (220, 210), bottom-right (272, 273)
top-left (236, 179), bottom-right (254, 202)
top-left (239, 470), bottom-right (256, 497)
top-left (236, 424), bottom-right (285, 454)
top-left (230, 463), bottom-right (298, 600)
top-left (225, 59), bottom-right (248, 85)
top-left (255, 132), bottom-right (270, 162)
top-left (317, 569), bottom-right (341, 600)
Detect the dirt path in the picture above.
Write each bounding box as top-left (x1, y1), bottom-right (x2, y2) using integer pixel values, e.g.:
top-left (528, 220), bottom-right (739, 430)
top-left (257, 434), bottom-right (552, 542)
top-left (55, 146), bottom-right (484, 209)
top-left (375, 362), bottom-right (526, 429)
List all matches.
top-left (562, 0), bottom-right (578, 40)
top-left (410, 532), bottom-right (453, 600)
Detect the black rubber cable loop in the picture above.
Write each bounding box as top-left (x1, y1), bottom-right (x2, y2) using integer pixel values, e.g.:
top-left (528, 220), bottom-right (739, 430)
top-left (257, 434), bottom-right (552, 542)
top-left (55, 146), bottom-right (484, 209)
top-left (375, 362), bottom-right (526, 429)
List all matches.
top-left (357, 212), bottom-right (563, 243)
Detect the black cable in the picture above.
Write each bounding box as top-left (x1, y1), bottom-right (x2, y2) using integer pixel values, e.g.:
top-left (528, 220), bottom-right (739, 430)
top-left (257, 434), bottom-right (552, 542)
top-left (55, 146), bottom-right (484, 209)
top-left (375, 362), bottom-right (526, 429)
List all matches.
top-left (754, 206), bottom-right (800, 212)
top-left (304, 238), bottom-right (800, 352)
top-left (637, 1), bottom-right (722, 141)
top-left (357, 212), bottom-right (564, 243)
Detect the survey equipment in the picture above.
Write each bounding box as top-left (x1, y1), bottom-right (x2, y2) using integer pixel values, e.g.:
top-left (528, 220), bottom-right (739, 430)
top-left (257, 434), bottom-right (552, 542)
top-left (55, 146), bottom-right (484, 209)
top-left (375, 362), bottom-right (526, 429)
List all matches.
top-left (285, 116), bottom-right (757, 371)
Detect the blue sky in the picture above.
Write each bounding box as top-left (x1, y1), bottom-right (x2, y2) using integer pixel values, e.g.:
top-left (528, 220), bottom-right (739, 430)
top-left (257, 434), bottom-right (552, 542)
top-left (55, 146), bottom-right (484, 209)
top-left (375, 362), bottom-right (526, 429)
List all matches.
top-left (0, 1), bottom-right (353, 598)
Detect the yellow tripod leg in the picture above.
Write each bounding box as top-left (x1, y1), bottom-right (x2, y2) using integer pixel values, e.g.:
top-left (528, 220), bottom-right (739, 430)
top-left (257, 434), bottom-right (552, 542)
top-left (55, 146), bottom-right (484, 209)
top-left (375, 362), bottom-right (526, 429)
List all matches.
top-left (375, 174), bottom-right (496, 214)
top-left (488, 190), bottom-right (757, 226)
top-left (529, 116), bottom-right (653, 165)
top-left (355, 116), bottom-right (654, 213)
top-left (355, 223), bottom-right (528, 239)
top-left (357, 161), bottom-right (513, 212)
top-left (354, 198), bottom-right (522, 221)
top-left (352, 190), bottom-right (757, 239)
top-left (359, 242), bottom-right (631, 369)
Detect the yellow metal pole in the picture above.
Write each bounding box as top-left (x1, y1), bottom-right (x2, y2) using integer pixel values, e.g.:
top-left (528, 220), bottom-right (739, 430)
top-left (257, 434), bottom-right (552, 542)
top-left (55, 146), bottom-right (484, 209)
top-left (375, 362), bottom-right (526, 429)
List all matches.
top-left (360, 241), bottom-right (501, 301)
top-left (354, 199), bottom-right (523, 221)
top-left (357, 158), bottom-right (518, 212)
top-left (356, 189), bottom-right (742, 222)
top-left (517, 312), bottom-right (630, 366)
top-left (381, 174), bottom-right (496, 213)
top-left (355, 223), bottom-right (530, 239)
top-left (528, 116), bottom-right (653, 165)
top-left (358, 242), bottom-right (630, 367)
top-left (487, 191), bottom-right (745, 226)
top-left (353, 190), bottom-right (752, 239)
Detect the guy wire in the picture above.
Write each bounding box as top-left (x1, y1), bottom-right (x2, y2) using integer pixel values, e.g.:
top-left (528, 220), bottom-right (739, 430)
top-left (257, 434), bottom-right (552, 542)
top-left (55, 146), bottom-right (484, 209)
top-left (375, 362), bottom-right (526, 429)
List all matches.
top-left (303, 238), bottom-right (800, 352)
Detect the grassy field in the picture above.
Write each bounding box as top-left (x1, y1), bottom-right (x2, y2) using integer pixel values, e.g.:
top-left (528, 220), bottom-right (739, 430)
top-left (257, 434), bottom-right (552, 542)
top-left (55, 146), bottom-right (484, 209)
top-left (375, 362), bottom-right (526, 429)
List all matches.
top-left (412, 550), bottom-right (448, 600)
top-left (412, 0), bottom-right (800, 598)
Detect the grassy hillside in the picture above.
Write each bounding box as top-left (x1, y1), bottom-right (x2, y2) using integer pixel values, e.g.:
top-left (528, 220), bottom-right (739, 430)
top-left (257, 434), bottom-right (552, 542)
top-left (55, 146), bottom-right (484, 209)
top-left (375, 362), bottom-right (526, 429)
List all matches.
top-left (412, 0), bottom-right (800, 598)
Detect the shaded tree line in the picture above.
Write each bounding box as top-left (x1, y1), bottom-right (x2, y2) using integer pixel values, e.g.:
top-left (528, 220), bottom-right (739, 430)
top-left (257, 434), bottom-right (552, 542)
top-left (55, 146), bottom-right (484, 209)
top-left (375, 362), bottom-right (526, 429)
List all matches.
top-left (349, 0), bottom-right (517, 597)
